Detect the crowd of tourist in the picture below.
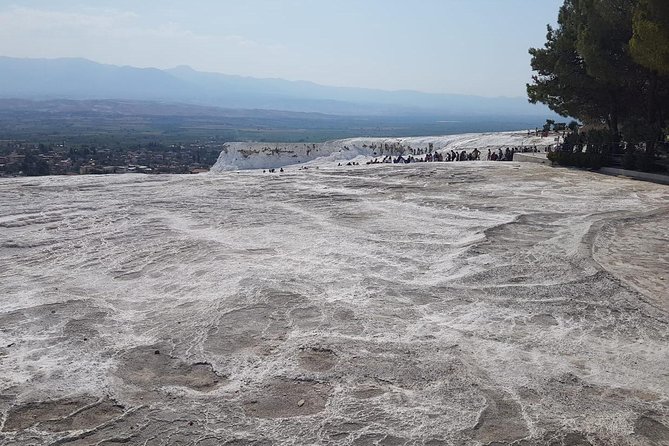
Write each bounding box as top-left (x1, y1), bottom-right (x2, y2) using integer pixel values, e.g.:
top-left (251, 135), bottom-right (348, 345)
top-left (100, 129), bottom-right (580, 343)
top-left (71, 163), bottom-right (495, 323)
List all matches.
top-left (262, 143), bottom-right (546, 172)
top-left (356, 145), bottom-right (543, 165)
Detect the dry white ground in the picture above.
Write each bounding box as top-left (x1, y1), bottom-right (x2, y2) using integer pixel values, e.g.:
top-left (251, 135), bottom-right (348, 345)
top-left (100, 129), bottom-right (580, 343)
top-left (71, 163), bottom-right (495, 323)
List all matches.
top-left (0, 162), bottom-right (668, 445)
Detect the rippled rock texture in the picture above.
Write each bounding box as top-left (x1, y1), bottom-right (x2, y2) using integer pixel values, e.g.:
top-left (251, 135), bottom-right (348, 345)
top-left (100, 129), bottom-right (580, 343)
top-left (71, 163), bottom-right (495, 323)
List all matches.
top-left (1, 162), bottom-right (668, 445)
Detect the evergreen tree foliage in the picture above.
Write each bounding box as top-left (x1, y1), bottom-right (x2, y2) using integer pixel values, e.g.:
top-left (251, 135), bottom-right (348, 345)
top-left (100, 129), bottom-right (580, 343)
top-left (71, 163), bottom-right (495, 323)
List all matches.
top-left (528, 0), bottom-right (669, 171)
top-left (630, 0), bottom-right (669, 75)
top-left (527, 1), bottom-right (621, 134)
top-left (21, 153), bottom-right (50, 176)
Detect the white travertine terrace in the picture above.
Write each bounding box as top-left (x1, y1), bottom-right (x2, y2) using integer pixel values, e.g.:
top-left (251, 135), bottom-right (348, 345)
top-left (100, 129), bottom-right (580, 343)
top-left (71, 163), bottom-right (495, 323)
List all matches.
top-left (1, 142), bottom-right (668, 444)
top-left (210, 132), bottom-right (555, 171)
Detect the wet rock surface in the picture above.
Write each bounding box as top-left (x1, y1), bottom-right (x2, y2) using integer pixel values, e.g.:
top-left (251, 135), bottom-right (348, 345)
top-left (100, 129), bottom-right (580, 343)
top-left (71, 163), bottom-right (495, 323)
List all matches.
top-left (115, 345), bottom-right (227, 396)
top-left (1, 163), bottom-right (668, 444)
top-left (298, 347), bottom-right (338, 372)
top-left (242, 378), bottom-right (332, 418)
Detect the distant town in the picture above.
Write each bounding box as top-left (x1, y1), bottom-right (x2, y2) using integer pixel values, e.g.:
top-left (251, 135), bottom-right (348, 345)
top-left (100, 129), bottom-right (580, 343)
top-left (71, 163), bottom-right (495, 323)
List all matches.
top-left (0, 140), bottom-right (222, 177)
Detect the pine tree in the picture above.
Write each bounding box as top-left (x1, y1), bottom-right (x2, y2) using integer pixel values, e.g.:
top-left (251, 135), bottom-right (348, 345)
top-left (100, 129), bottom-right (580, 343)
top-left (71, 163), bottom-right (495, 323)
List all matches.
top-left (527, 0), bottom-right (628, 136)
top-left (528, 0), bottom-right (668, 170)
top-left (630, 0), bottom-right (669, 75)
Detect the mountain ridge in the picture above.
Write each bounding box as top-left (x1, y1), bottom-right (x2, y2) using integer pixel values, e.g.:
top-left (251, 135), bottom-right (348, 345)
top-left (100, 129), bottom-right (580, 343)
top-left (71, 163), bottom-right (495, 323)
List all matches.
top-left (0, 56), bottom-right (557, 118)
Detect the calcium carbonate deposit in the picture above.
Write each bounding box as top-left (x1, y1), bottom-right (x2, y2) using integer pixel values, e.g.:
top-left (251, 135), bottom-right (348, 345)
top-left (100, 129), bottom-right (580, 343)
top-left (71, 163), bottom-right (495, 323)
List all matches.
top-left (210, 132), bottom-right (555, 171)
top-left (1, 135), bottom-right (668, 445)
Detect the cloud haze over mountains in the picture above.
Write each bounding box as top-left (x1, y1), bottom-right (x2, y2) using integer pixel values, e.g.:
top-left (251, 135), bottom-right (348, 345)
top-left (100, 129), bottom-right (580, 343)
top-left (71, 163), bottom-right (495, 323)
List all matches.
top-left (0, 57), bottom-right (557, 118)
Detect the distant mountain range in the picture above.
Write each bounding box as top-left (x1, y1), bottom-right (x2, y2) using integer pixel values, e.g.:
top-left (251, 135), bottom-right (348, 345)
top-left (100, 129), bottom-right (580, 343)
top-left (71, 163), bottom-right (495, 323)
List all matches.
top-left (0, 56), bottom-right (557, 119)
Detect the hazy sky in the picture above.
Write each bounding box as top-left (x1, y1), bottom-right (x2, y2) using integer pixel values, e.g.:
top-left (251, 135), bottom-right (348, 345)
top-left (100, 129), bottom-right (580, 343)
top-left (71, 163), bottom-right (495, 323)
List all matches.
top-left (0, 0), bottom-right (563, 97)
